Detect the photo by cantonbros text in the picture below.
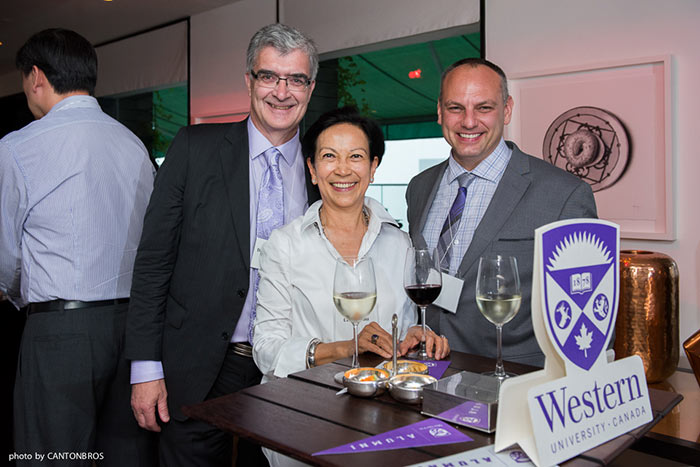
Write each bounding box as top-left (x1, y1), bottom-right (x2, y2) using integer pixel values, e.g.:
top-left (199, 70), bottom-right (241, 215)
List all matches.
top-left (8, 452), bottom-right (105, 462)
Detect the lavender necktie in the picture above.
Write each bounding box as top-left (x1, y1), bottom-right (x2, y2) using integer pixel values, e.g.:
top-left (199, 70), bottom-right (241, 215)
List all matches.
top-left (437, 172), bottom-right (475, 273)
top-left (249, 147), bottom-right (284, 342)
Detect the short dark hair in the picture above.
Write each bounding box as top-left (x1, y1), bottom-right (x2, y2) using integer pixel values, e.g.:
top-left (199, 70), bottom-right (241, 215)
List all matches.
top-left (16, 28), bottom-right (97, 95)
top-left (439, 57), bottom-right (509, 103)
top-left (302, 107), bottom-right (385, 166)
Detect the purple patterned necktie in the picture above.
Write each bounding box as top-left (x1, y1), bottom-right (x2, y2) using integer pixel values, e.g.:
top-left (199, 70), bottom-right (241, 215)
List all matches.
top-left (249, 147), bottom-right (284, 342)
top-left (437, 172), bottom-right (475, 273)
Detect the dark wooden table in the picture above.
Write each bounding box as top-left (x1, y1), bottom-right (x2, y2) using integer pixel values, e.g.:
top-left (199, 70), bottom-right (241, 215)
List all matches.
top-left (636, 369), bottom-right (700, 465)
top-left (183, 351), bottom-right (687, 466)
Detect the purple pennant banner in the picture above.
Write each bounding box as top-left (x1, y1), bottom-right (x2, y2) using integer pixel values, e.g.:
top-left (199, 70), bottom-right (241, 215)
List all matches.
top-left (407, 445), bottom-right (534, 467)
top-left (312, 418), bottom-right (472, 456)
top-left (415, 359), bottom-right (451, 379)
top-left (437, 401), bottom-right (490, 431)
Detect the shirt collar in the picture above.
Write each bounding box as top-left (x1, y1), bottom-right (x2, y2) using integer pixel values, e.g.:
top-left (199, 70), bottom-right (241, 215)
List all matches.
top-left (446, 138), bottom-right (512, 184)
top-left (47, 95), bottom-right (99, 116)
top-left (247, 118), bottom-right (300, 166)
top-left (301, 197), bottom-right (399, 233)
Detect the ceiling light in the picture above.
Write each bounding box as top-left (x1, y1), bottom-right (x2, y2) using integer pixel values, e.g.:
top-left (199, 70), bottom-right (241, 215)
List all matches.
top-left (408, 69), bottom-right (422, 79)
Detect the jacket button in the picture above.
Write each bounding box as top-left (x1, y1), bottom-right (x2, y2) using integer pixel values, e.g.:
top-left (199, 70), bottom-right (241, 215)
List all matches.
top-left (237, 288), bottom-right (247, 298)
top-left (221, 332), bottom-right (229, 341)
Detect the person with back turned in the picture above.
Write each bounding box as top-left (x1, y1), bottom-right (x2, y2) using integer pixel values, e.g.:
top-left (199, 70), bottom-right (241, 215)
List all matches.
top-left (0, 28), bottom-right (156, 465)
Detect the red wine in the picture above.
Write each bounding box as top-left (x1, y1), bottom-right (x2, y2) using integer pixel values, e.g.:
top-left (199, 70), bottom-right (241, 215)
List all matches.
top-left (405, 284), bottom-right (442, 306)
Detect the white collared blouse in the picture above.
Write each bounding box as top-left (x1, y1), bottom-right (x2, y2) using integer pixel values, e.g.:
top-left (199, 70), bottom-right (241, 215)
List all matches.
top-left (252, 197), bottom-right (416, 380)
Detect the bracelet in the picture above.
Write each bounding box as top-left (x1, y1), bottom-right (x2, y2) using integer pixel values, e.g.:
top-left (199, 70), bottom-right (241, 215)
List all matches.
top-left (306, 338), bottom-right (322, 368)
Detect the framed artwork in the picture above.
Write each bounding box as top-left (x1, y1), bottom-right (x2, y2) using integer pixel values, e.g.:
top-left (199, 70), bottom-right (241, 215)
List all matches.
top-left (505, 56), bottom-right (672, 240)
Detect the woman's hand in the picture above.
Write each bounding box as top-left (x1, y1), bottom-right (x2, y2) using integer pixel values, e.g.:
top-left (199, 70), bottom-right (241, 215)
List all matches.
top-left (399, 326), bottom-right (450, 360)
top-left (313, 322), bottom-right (392, 366)
top-left (357, 321), bottom-right (393, 359)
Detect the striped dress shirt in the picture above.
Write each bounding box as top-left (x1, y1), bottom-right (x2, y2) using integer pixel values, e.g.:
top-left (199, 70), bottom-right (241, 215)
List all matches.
top-left (0, 95), bottom-right (155, 309)
top-left (421, 139), bottom-right (512, 274)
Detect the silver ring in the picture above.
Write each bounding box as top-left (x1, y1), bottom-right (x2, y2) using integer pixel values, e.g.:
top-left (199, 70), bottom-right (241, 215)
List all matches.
top-left (371, 334), bottom-right (379, 345)
top-left (440, 335), bottom-right (447, 339)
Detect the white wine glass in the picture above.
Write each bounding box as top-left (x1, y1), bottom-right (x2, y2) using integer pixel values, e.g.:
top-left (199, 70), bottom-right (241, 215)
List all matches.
top-left (475, 255), bottom-right (522, 379)
top-left (333, 256), bottom-right (377, 368)
top-left (403, 247), bottom-right (442, 360)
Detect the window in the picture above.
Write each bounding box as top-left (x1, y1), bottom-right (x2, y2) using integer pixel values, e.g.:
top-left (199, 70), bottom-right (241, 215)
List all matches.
top-left (99, 84), bottom-right (188, 167)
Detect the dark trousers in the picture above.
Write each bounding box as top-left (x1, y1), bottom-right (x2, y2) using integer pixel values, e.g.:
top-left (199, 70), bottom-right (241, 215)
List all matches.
top-left (14, 303), bottom-right (157, 466)
top-left (158, 348), bottom-right (268, 467)
top-left (5, 300), bottom-right (25, 467)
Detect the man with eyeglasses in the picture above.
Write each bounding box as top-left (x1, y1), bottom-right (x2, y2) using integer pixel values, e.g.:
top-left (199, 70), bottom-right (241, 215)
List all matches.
top-left (125, 23), bottom-right (320, 466)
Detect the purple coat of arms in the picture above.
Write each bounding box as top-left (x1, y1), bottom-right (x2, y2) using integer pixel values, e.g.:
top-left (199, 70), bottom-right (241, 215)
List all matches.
top-left (541, 221), bottom-right (618, 371)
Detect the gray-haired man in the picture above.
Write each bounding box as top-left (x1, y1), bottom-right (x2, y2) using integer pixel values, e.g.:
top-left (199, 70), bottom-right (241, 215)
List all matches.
top-left (126, 23), bottom-right (320, 466)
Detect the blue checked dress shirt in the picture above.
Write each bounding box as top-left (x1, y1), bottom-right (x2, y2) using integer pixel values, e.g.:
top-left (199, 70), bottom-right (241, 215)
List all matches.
top-left (421, 139), bottom-right (512, 275)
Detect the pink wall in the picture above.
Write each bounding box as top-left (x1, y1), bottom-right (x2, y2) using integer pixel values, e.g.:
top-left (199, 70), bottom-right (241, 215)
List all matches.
top-left (189, 1), bottom-right (275, 123)
top-left (486, 0), bottom-right (700, 366)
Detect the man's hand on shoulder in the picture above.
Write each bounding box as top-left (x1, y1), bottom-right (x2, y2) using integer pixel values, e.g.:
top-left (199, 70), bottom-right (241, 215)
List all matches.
top-left (131, 378), bottom-right (170, 432)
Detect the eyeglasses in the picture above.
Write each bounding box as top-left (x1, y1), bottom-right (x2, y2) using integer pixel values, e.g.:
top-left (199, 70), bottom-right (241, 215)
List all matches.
top-left (250, 70), bottom-right (312, 91)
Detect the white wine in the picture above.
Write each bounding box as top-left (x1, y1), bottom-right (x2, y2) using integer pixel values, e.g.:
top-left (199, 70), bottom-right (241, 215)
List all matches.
top-left (333, 292), bottom-right (377, 322)
top-left (476, 294), bottom-right (522, 325)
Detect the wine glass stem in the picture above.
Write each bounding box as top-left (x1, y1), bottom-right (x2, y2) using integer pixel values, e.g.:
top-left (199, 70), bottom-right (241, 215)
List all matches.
top-left (420, 306), bottom-right (427, 355)
top-left (352, 322), bottom-right (359, 368)
top-left (495, 324), bottom-right (505, 378)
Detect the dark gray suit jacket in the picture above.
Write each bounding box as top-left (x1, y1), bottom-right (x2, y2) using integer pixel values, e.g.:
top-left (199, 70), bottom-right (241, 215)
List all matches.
top-left (125, 120), bottom-right (319, 420)
top-left (406, 141), bottom-right (597, 367)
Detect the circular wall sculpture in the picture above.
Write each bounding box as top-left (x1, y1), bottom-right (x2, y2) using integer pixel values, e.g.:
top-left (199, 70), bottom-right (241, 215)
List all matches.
top-left (542, 106), bottom-right (629, 192)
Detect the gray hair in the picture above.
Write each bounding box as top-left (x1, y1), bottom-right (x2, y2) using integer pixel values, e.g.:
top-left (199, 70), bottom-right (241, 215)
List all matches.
top-left (246, 23), bottom-right (319, 81)
top-left (439, 58), bottom-right (509, 104)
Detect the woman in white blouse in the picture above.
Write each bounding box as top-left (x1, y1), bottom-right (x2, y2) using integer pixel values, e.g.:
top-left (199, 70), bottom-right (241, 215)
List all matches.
top-left (252, 107), bottom-right (449, 382)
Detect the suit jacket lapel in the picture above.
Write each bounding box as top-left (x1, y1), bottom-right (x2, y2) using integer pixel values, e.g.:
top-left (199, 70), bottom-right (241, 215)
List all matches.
top-left (220, 121), bottom-right (251, 269)
top-left (411, 161), bottom-right (448, 248)
top-left (457, 146), bottom-right (531, 277)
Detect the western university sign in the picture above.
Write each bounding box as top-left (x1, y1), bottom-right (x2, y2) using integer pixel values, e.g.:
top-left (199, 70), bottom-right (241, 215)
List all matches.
top-left (495, 219), bottom-right (652, 466)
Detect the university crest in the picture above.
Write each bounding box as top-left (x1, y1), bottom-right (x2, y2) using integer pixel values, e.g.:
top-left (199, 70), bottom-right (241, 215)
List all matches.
top-left (541, 222), bottom-right (618, 371)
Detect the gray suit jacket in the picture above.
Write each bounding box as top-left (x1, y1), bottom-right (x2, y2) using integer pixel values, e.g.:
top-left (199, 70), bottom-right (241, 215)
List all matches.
top-left (405, 141), bottom-right (597, 367)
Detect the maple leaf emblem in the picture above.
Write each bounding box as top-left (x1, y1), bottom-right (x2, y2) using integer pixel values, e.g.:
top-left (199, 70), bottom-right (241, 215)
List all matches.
top-left (575, 323), bottom-right (593, 357)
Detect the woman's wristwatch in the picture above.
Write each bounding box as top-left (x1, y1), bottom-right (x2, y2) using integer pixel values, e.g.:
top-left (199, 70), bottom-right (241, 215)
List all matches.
top-left (306, 338), bottom-right (322, 368)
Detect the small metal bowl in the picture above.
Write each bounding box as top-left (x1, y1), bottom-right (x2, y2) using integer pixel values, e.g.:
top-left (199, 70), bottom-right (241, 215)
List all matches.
top-left (383, 359), bottom-right (429, 375)
top-left (388, 373), bottom-right (437, 404)
top-left (343, 367), bottom-right (390, 397)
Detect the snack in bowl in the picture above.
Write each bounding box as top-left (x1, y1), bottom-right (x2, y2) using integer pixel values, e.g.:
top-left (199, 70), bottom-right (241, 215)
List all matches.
top-left (383, 359), bottom-right (429, 375)
top-left (343, 367), bottom-right (389, 397)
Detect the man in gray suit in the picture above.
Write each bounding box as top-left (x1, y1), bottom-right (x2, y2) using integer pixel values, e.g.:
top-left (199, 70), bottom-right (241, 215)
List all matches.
top-left (405, 58), bottom-right (597, 367)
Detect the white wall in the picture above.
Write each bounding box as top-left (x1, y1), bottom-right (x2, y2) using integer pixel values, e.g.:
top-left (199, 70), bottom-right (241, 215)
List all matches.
top-left (95, 21), bottom-right (188, 97)
top-left (189, 1), bottom-right (275, 122)
top-left (281, 0), bottom-right (479, 56)
top-left (189, 0), bottom-right (479, 122)
top-left (486, 0), bottom-right (700, 367)
top-left (1, 21), bottom-right (188, 100)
